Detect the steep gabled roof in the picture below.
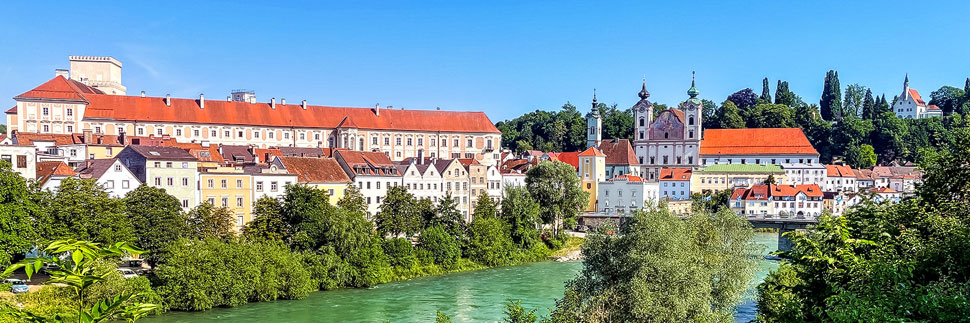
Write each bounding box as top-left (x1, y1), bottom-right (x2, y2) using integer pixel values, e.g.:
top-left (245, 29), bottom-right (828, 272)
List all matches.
top-left (732, 185), bottom-right (770, 201)
top-left (220, 145), bottom-right (255, 163)
top-left (769, 184), bottom-right (823, 198)
top-left (659, 168), bottom-right (693, 180)
top-left (578, 147), bottom-right (606, 157)
top-left (335, 150), bottom-right (401, 176)
top-left (75, 159), bottom-right (127, 179)
top-left (279, 157), bottom-right (351, 184)
top-left (597, 139), bottom-right (638, 166)
top-left (700, 128), bottom-right (818, 156)
top-left (909, 89), bottom-right (926, 106)
top-left (825, 164), bottom-right (856, 177)
top-left (15, 76), bottom-right (102, 102)
top-left (36, 161), bottom-right (75, 185)
top-left (124, 145), bottom-right (197, 161)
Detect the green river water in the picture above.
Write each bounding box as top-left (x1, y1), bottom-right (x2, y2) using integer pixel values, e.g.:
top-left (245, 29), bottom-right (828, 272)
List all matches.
top-left (143, 233), bottom-right (778, 323)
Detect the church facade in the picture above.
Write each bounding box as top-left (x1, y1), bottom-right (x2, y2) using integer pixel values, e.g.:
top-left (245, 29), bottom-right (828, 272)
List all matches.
top-left (631, 77), bottom-right (702, 181)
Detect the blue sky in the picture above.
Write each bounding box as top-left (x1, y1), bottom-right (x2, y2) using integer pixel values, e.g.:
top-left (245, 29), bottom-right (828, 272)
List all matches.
top-left (1, 1), bottom-right (968, 122)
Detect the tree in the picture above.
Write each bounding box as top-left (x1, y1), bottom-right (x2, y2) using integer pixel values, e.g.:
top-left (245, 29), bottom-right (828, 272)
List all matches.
top-left (820, 70), bottom-right (842, 121)
top-left (2, 239), bottom-right (157, 322)
top-left (861, 89), bottom-right (875, 120)
top-left (700, 99), bottom-right (719, 129)
top-left (416, 225), bottom-right (461, 268)
top-left (375, 186), bottom-right (422, 237)
top-left (842, 83), bottom-right (866, 118)
top-left (876, 94), bottom-right (891, 115)
top-left (716, 100), bottom-right (745, 129)
top-left (549, 208), bottom-right (756, 322)
top-left (472, 191), bottom-right (497, 220)
top-left (242, 196), bottom-right (288, 243)
top-left (845, 144), bottom-right (877, 168)
top-left (500, 186), bottom-right (542, 249)
top-left (337, 185), bottom-right (367, 217)
top-left (431, 192), bottom-right (466, 240)
top-left (929, 85), bottom-right (965, 114)
top-left (38, 178), bottom-right (133, 245)
top-left (503, 299), bottom-right (538, 323)
top-left (774, 80), bottom-right (800, 107)
top-left (870, 111), bottom-right (909, 163)
top-left (0, 161), bottom-right (39, 267)
top-left (600, 104), bottom-right (634, 142)
top-left (745, 103), bottom-right (795, 128)
top-left (466, 215), bottom-right (514, 266)
top-left (760, 78), bottom-right (772, 103)
top-left (185, 202), bottom-right (235, 240)
top-left (525, 161), bottom-right (588, 237)
top-left (726, 88), bottom-right (759, 111)
top-left (123, 185), bottom-right (186, 265)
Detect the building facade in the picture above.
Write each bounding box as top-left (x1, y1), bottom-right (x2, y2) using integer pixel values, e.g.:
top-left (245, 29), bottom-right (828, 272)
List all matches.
top-left (631, 78), bottom-right (703, 180)
top-left (893, 75), bottom-right (943, 119)
top-left (116, 145), bottom-right (199, 209)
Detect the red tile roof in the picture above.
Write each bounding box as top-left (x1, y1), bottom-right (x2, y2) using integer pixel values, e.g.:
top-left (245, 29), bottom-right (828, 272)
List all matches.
top-left (909, 89), bottom-right (926, 106)
top-left (15, 132), bottom-right (77, 146)
top-left (769, 184), bottom-right (823, 198)
top-left (609, 174), bottom-right (643, 182)
top-left (279, 157), bottom-right (351, 184)
top-left (6, 106), bottom-right (16, 114)
top-left (928, 104), bottom-right (941, 111)
top-left (659, 168), bottom-right (692, 180)
top-left (825, 164), bottom-right (856, 177)
top-left (700, 128), bottom-right (818, 156)
top-left (36, 161), bottom-right (76, 185)
top-left (158, 142), bottom-right (224, 163)
top-left (578, 147), bottom-right (606, 157)
top-left (732, 185), bottom-right (770, 201)
top-left (549, 152), bottom-right (579, 170)
top-left (871, 187), bottom-right (898, 194)
top-left (597, 139), bottom-right (638, 166)
top-left (15, 76), bottom-right (102, 102)
top-left (335, 150), bottom-right (401, 176)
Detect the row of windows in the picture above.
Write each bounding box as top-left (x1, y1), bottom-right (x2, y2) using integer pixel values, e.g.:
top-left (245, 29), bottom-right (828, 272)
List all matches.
top-left (206, 196), bottom-right (247, 208)
top-left (153, 161), bottom-right (190, 169)
top-left (39, 107), bottom-right (73, 117)
top-left (153, 177), bottom-right (191, 187)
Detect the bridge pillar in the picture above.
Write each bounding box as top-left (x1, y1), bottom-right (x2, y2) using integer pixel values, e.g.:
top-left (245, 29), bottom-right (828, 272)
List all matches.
top-left (778, 226), bottom-right (796, 252)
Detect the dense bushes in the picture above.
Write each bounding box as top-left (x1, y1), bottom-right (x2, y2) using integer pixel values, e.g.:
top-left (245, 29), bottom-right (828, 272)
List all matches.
top-left (383, 238), bottom-right (418, 269)
top-left (466, 217), bottom-right (515, 266)
top-left (416, 225), bottom-right (461, 268)
top-left (153, 239), bottom-right (314, 311)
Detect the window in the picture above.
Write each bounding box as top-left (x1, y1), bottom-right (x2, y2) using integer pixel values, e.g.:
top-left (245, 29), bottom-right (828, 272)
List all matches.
top-left (256, 181), bottom-right (263, 191)
top-left (224, 131), bottom-right (231, 137)
top-left (372, 137), bottom-right (378, 145)
top-left (66, 108), bottom-right (73, 117)
top-left (239, 131), bottom-right (244, 138)
top-left (122, 180), bottom-right (130, 189)
top-left (269, 131), bottom-right (275, 139)
top-left (236, 179), bottom-right (243, 188)
top-left (299, 133), bottom-right (305, 140)
top-left (237, 215), bottom-right (244, 227)
top-left (454, 139), bottom-right (459, 147)
top-left (166, 162), bottom-right (173, 168)
top-left (182, 177), bottom-right (189, 186)
top-left (431, 139), bottom-right (436, 146)
top-left (467, 139), bottom-right (473, 147)
top-left (237, 196), bottom-right (244, 207)
top-left (154, 177), bottom-right (161, 185)
top-left (176, 129), bottom-right (182, 136)
top-left (182, 200), bottom-right (189, 208)
top-left (221, 179), bottom-right (227, 188)
top-left (396, 138), bottom-right (402, 146)
top-left (43, 125), bottom-right (49, 132)
top-left (167, 177), bottom-right (174, 186)
top-left (42, 107), bottom-right (49, 116)
top-left (70, 149), bottom-right (77, 157)
top-left (182, 162), bottom-right (189, 168)
top-left (207, 179), bottom-right (214, 188)
top-left (211, 130), bottom-right (217, 137)
top-left (194, 129), bottom-right (200, 137)
top-left (157, 128), bottom-right (163, 136)
top-left (208, 197), bottom-right (215, 205)
top-left (417, 138), bottom-right (423, 146)
top-left (255, 131), bottom-right (260, 138)
top-left (271, 182), bottom-right (278, 192)
top-left (406, 138), bottom-right (413, 146)
top-left (67, 125), bottom-right (73, 132)
top-left (639, 118), bottom-right (645, 126)
top-left (221, 197), bottom-right (229, 207)
top-left (105, 180), bottom-right (114, 189)
top-left (106, 147), bottom-right (113, 156)
top-left (384, 137), bottom-right (390, 145)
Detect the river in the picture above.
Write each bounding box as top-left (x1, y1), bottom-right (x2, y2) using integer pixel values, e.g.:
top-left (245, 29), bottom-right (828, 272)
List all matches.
top-left (143, 232), bottom-right (778, 323)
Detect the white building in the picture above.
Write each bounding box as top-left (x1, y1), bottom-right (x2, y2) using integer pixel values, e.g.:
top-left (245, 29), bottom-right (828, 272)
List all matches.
top-left (824, 165), bottom-right (858, 193)
top-left (502, 171), bottom-right (526, 189)
top-left (486, 165), bottom-right (503, 204)
top-left (781, 163), bottom-right (827, 186)
top-left (0, 145), bottom-right (37, 180)
top-left (334, 150), bottom-right (402, 216)
top-left (246, 164), bottom-right (298, 201)
top-left (630, 78), bottom-right (703, 180)
top-left (659, 168), bottom-right (692, 200)
top-left (893, 75), bottom-right (943, 119)
top-left (75, 158), bottom-right (140, 198)
top-left (700, 128), bottom-right (820, 166)
top-left (769, 184), bottom-right (824, 219)
top-left (36, 161), bottom-right (75, 192)
top-left (597, 175), bottom-right (660, 216)
top-left (397, 158), bottom-right (444, 203)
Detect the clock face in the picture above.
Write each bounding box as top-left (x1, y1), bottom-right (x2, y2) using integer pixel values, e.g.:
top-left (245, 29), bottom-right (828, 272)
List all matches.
top-left (687, 105), bottom-right (696, 111)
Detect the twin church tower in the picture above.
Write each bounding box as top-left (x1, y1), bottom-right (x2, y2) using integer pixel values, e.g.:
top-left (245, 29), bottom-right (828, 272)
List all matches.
top-left (585, 74), bottom-right (703, 181)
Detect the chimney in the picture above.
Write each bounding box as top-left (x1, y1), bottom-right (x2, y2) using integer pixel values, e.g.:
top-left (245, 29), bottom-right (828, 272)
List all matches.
top-left (301, 99), bottom-right (306, 110)
top-left (436, 107), bottom-right (441, 111)
top-left (165, 94), bottom-right (171, 106)
top-left (199, 94), bottom-right (205, 109)
top-left (375, 103), bottom-right (380, 116)
top-left (218, 143), bottom-right (224, 156)
top-left (55, 69), bottom-right (69, 78)
top-left (249, 97), bottom-right (255, 104)
top-left (281, 98), bottom-right (286, 105)
top-left (140, 91), bottom-right (146, 97)
top-left (118, 130), bottom-right (126, 145)
top-left (271, 98), bottom-right (276, 109)
top-left (227, 96), bottom-right (231, 102)
top-left (82, 129), bottom-right (93, 144)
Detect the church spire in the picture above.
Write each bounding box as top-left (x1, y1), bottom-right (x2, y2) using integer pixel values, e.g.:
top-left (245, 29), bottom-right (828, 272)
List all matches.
top-left (638, 77), bottom-right (650, 100)
top-left (591, 88), bottom-right (599, 115)
top-left (687, 71), bottom-right (699, 99)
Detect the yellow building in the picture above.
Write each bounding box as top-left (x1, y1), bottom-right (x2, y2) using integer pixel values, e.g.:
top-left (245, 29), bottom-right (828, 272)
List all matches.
top-left (578, 147), bottom-right (606, 212)
top-left (199, 167), bottom-right (253, 231)
top-left (275, 156), bottom-right (352, 205)
top-left (692, 164), bottom-right (787, 193)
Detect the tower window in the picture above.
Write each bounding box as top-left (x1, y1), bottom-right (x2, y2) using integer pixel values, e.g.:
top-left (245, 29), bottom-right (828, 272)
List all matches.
top-left (689, 116), bottom-right (695, 125)
top-left (640, 118), bottom-right (645, 127)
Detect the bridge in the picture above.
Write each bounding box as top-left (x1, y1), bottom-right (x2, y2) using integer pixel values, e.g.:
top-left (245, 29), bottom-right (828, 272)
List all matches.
top-left (579, 214), bottom-right (817, 252)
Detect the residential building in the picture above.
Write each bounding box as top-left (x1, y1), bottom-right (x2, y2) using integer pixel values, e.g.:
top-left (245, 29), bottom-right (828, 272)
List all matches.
top-left (436, 158), bottom-right (471, 220)
top-left (598, 139), bottom-right (640, 178)
top-left (768, 184), bottom-right (824, 219)
top-left (461, 158), bottom-right (490, 216)
top-left (396, 158), bottom-right (443, 203)
top-left (631, 78), bottom-right (703, 180)
top-left (36, 161), bottom-right (75, 191)
top-left (9, 57), bottom-right (503, 166)
top-left (275, 157), bottom-right (349, 205)
top-left (578, 147), bottom-right (606, 212)
top-left (116, 145), bottom-right (199, 209)
top-left (502, 171), bottom-right (527, 189)
top-left (666, 199), bottom-right (693, 217)
top-left (75, 158), bottom-right (140, 197)
top-left (597, 175), bottom-right (660, 216)
top-left (780, 163), bottom-right (827, 186)
top-left (854, 169), bottom-right (881, 189)
top-left (692, 164), bottom-right (786, 193)
top-left (700, 128), bottom-right (819, 166)
top-left (245, 164), bottom-right (298, 201)
top-left (871, 187), bottom-right (903, 203)
top-left (198, 167), bottom-right (253, 231)
top-left (823, 191), bottom-right (861, 216)
top-left (333, 150), bottom-right (402, 217)
top-left (893, 75), bottom-right (943, 119)
top-left (0, 145), bottom-right (36, 180)
top-left (824, 164), bottom-right (858, 192)
top-left (659, 168), bottom-right (692, 200)
top-left (730, 185), bottom-right (772, 217)
top-left (485, 165), bottom-right (503, 204)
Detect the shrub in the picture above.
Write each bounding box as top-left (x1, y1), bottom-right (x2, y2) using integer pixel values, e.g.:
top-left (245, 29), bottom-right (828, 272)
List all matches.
top-left (416, 225), bottom-right (461, 268)
top-left (383, 238), bottom-right (418, 269)
top-left (466, 217), bottom-right (514, 267)
top-left (301, 246), bottom-right (348, 291)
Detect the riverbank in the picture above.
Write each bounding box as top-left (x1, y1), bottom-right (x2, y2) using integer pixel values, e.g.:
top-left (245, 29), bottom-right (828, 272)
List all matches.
top-left (548, 236), bottom-right (584, 261)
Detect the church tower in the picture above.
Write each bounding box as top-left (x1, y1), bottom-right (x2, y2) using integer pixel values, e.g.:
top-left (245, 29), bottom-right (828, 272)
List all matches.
top-left (632, 78), bottom-right (653, 164)
top-left (683, 71), bottom-right (703, 143)
top-left (586, 90), bottom-right (602, 148)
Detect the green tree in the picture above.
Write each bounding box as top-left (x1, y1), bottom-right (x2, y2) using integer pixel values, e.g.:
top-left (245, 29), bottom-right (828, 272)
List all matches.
top-left (525, 161), bottom-right (588, 237)
top-left (876, 94), bottom-right (891, 115)
top-left (549, 208), bottom-right (756, 322)
top-left (845, 143), bottom-right (877, 168)
top-left (842, 83), bottom-right (866, 118)
top-left (745, 103), bottom-right (795, 128)
top-left (123, 185), bottom-right (186, 265)
top-left (2, 239), bottom-right (157, 323)
top-left (375, 186), bottom-right (422, 237)
top-left (503, 299), bottom-right (538, 323)
top-left (435, 311), bottom-right (452, 323)
top-left (383, 237), bottom-right (418, 269)
top-left (929, 85), bottom-right (965, 114)
top-left (416, 225), bottom-right (461, 268)
top-left (38, 178), bottom-right (132, 245)
top-left (726, 88), bottom-right (759, 111)
top-left (185, 202), bottom-right (235, 240)
top-left (716, 100), bottom-right (745, 129)
top-left (500, 186), bottom-right (541, 249)
top-left (760, 78), bottom-right (771, 103)
top-left (820, 70), bottom-right (842, 121)
top-left (0, 161), bottom-right (39, 267)
top-left (774, 80), bottom-right (800, 107)
top-left (431, 192), bottom-right (466, 240)
top-left (472, 191), bottom-right (497, 220)
top-left (242, 196), bottom-right (288, 243)
top-left (861, 89), bottom-right (875, 120)
top-left (466, 215), bottom-right (514, 266)
top-left (870, 111), bottom-right (909, 163)
top-left (336, 185), bottom-right (367, 217)
top-left (700, 99), bottom-right (719, 129)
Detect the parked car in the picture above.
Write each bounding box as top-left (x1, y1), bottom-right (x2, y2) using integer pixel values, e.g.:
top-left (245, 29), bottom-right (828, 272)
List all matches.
top-left (120, 259), bottom-right (144, 268)
top-left (4, 279), bottom-right (29, 294)
top-left (116, 268), bottom-right (138, 279)
top-left (41, 263), bottom-right (59, 273)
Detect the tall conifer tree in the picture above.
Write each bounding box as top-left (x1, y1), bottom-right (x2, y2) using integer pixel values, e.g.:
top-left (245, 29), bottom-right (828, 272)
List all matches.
top-left (761, 78), bottom-right (772, 103)
top-left (862, 89), bottom-right (875, 120)
top-left (820, 70), bottom-right (842, 121)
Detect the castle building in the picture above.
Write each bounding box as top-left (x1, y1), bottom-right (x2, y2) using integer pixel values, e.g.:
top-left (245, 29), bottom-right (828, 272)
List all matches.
top-left (631, 75), bottom-right (703, 181)
top-left (893, 74), bottom-right (942, 119)
top-left (8, 56), bottom-right (503, 165)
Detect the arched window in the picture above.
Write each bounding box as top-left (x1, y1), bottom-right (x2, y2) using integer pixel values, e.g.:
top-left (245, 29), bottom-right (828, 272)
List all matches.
top-left (664, 132), bottom-right (669, 139)
top-left (639, 118), bottom-right (645, 126)
top-left (688, 116), bottom-right (695, 125)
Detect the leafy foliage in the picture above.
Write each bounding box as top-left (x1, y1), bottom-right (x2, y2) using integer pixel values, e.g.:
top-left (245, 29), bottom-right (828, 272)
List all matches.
top-left (375, 186), bottom-right (423, 237)
top-left (123, 185), bottom-right (185, 265)
top-left (37, 178), bottom-right (133, 245)
top-left (0, 161), bottom-right (39, 268)
top-left (184, 202), bottom-right (235, 240)
top-left (416, 225), bottom-right (461, 268)
top-left (525, 161), bottom-right (588, 237)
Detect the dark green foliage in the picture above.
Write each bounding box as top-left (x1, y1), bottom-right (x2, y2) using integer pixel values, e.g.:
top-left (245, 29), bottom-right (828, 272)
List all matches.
top-left (599, 103), bottom-right (634, 142)
top-left (700, 99), bottom-right (719, 129)
top-left (496, 103), bottom-right (587, 153)
top-left (472, 191), bottom-right (497, 220)
top-left (430, 192), bottom-right (467, 240)
top-left (727, 88), bottom-right (759, 111)
top-left (123, 184), bottom-right (186, 265)
top-left (184, 202), bottom-right (235, 240)
top-left (757, 128), bottom-right (970, 322)
top-left (375, 186), bottom-right (423, 237)
top-left (820, 70), bottom-right (842, 120)
top-left (336, 184), bottom-right (367, 217)
top-left (37, 177), bottom-right (133, 245)
top-left (842, 83), bottom-right (866, 118)
top-left (416, 225), bottom-right (461, 268)
top-left (383, 238), bottom-right (418, 269)
top-left (716, 100), bottom-right (745, 129)
top-left (466, 216), bottom-right (514, 267)
top-left (774, 80), bottom-right (801, 107)
top-left (690, 189), bottom-right (732, 214)
top-left (929, 85), bottom-right (965, 114)
top-left (436, 310), bottom-right (452, 323)
top-left (0, 162), bottom-right (39, 267)
top-left (760, 78), bottom-right (772, 103)
top-left (549, 208), bottom-right (755, 322)
top-left (525, 161), bottom-right (588, 237)
top-left (861, 89), bottom-right (875, 120)
top-left (154, 239), bottom-right (315, 311)
top-left (242, 196), bottom-right (288, 243)
top-left (745, 103), bottom-right (795, 128)
top-left (300, 246), bottom-right (347, 290)
top-left (500, 186), bottom-right (541, 249)
top-left (503, 298), bottom-right (538, 323)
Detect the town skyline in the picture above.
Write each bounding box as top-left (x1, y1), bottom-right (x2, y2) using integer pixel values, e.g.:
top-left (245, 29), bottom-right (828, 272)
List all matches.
top-left (2, 1), bottom-right (969, 122)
